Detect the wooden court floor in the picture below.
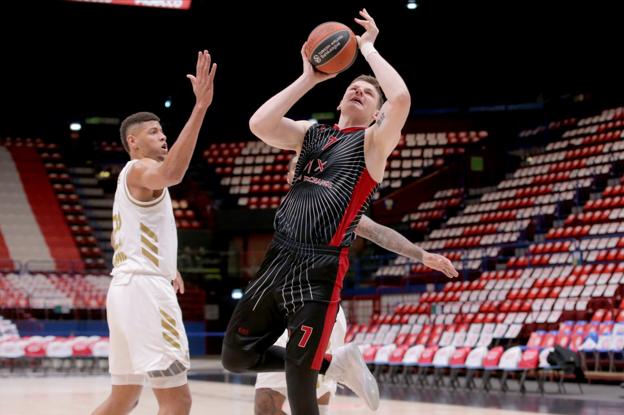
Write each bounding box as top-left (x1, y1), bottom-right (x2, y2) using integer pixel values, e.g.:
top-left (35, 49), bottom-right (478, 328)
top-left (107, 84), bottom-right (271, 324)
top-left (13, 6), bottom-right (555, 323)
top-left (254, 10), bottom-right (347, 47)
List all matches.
top-left (0, 375), bottom-right (551, 415)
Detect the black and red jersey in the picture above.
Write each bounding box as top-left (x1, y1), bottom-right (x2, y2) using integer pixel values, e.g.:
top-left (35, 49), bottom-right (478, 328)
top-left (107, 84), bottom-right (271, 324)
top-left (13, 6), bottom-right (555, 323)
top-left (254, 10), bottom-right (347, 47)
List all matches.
top-left (275, 123), bottom-right (379, 248)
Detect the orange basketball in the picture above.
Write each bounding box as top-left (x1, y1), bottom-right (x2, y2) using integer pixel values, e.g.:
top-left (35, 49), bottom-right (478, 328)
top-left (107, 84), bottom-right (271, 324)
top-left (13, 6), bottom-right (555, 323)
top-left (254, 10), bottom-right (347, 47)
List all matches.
top-left (304, 21), bottom-right (358, 74)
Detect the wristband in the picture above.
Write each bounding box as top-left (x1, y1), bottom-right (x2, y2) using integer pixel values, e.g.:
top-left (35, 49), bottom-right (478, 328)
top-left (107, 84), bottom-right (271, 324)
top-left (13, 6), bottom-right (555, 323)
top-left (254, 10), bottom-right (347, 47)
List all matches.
top-left (360, 43), bottom-right (378, 59)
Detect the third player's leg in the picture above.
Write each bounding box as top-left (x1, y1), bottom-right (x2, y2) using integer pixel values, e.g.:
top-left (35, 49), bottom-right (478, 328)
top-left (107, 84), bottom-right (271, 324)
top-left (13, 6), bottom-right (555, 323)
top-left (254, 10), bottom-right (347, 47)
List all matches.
top-left (91, 384), bottom-right (142, 415)
top-left (152, 383), bottom-right (192, 415)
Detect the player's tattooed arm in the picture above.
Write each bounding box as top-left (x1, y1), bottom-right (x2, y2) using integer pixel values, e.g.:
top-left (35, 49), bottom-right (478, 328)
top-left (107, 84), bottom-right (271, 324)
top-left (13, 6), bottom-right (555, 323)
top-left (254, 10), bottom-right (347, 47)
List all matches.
top-left (376, 111), bottom-right (386, 127)
top-left (356, 215), bottom-right (424, 262)
top-left (356, 216), bottom-right (458, 279)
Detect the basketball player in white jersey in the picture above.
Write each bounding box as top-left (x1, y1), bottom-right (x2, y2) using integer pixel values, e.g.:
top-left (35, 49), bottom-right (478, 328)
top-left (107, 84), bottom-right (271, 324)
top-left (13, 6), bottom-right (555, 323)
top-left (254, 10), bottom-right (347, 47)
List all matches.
top-left (91, 50), bottom-right (216, 415)
top-left (254, 155), bottom-right (458, 414)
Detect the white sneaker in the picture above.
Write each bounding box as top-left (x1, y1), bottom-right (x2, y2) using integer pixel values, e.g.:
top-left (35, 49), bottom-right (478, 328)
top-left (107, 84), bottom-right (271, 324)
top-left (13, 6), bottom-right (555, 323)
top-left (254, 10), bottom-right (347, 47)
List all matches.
top-left (325, 343), bottom-right (380, 410)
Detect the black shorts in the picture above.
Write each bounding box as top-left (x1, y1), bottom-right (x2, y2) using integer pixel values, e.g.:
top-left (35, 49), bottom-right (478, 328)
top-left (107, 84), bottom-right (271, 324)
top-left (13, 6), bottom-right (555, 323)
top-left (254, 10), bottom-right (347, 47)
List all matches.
top-left (223, 232), bottom-right (349, 370)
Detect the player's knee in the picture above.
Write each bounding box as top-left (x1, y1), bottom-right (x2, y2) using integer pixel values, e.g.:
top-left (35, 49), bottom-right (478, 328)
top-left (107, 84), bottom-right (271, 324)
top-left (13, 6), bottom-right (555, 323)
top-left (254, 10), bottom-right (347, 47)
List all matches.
top-left (254, 388), bottom-right (286, 415)
top-left (179, 392), bottom-right (192, 414)
top-left (160, 390), bottom-right (191, 415)
top-left (221, 344), bottom-right (255, 373)
top-left (104, 389), bottom-right (141, 414)
top-left (101, 396), bottom-right (139, 415)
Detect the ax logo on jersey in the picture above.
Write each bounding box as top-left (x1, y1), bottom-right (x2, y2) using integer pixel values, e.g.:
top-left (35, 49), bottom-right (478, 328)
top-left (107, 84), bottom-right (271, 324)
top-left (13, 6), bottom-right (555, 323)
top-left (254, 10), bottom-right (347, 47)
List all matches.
top-left (302, 158), bottom-right (333, 189)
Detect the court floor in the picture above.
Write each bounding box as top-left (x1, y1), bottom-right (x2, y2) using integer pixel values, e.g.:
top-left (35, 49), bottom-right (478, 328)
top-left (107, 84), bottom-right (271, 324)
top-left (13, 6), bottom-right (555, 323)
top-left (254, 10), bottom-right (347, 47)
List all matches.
top-left (0, 375), bottom-right (585, 415)
top-left (1, 358), bottom-right (623, 415)
top-left (0, 376), bottom-right (564, 415)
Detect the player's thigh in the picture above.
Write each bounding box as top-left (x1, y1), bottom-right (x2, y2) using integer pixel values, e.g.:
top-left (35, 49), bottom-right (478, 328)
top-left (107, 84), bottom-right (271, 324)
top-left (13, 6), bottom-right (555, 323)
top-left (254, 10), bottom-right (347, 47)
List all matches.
top-left (286, 301), bottom-right (338, 370)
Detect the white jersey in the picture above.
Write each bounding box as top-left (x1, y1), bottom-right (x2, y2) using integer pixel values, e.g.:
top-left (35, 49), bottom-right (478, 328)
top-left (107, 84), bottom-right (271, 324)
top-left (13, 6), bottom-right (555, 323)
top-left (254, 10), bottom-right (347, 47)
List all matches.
top-left (111, 160), bottom-right (177, 281)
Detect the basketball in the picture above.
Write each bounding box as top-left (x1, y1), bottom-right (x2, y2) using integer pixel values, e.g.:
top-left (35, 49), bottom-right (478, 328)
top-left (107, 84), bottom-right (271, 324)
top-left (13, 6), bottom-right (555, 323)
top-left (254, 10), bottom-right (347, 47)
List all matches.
top-left (305, 21), bottom-right (358, 74)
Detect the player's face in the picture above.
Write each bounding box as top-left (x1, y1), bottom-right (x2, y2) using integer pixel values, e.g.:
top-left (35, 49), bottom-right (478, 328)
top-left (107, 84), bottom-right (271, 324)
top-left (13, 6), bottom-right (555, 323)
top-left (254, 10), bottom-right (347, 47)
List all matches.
top-left (134, 121), bottom-right (168, 161)
top-left (339, 80), bottom-right (380, 121)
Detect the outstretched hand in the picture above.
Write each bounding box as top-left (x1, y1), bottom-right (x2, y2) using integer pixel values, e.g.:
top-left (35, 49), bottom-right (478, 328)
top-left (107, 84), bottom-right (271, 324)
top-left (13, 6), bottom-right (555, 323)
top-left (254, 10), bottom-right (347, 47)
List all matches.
top-left (300, 42), bottom-right (337, 84)
top-left (354, 8), bottom-right (379, 48)
top-left (423, 252), bottom-right (459, 279)
top-left (186, 50), bottom-right (217, 108)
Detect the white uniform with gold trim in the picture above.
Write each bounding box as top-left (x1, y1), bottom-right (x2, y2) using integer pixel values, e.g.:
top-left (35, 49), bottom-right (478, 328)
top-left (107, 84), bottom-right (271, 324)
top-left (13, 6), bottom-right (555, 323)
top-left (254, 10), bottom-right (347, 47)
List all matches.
top-left (255, 307), bottom-right (347, 401)
top-left (107, 159), bottom-right (189, 388)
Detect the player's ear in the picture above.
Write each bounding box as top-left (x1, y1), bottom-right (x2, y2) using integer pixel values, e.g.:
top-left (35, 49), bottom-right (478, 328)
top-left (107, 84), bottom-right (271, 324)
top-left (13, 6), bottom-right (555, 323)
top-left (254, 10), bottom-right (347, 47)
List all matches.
top-left (127, 134), bottom-right (138, 150)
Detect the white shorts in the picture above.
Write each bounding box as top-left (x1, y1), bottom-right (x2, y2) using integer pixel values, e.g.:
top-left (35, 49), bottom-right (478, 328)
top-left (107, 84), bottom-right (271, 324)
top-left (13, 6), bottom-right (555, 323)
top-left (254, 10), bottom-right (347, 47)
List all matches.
top-left (255, 306), bottom-right (347, 398)
top-left (107, 273), bottom-right (190, 389)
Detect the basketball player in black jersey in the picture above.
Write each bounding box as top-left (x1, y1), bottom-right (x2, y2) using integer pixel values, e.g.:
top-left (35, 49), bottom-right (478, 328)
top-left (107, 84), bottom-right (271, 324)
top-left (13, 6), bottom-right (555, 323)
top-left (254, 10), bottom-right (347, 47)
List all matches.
top-left (222, 10), bottom-right (418, 414)
top-left (253, 155), bottom-right (457, 415)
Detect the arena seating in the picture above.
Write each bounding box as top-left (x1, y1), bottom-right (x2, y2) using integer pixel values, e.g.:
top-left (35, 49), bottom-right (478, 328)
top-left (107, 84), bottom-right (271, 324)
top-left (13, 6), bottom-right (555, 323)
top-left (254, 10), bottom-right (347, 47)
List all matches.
top-left (348, 106), bottom-right (624, 390)
top-left (0, 316), bottom-right (110, 374)
top-left (0, 139), bottom-right (84, 271)
top-left (205, 129), bottom-right (488, 209)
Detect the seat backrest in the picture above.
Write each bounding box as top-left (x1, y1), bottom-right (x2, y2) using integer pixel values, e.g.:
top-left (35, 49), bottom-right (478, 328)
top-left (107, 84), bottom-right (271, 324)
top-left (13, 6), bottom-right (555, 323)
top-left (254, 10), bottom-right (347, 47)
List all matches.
top-left (568, 333), bottom-right (585, 352)
top-left (527, 331), bottom-right (545, 348)
top-left (402, 344), bottom-right (425, 364)
top-left (465, 346), bottom-right (489, 368)
top-left (596, 334), bottom-right (613, 351)
top-left (452, 331), bottom-right (466, 347)
top-left (388, 345), bottom-right (409, 363)
top-left (373, 344), bottom-right (396, 364)
top-left (612, 334), bottom-right (624, 351)
top-left (464, 332), bottom-right (480, 348)
top-left (46, 340), bottom-right (72, 358)
top-left (92, 339), bottom-right (110, 358)
top-left (541, 331), bottom-right (557, 348)
top-left (433, 345), bottom-right (456, 366)
top-left (449, 347), bottom-right (471, 366)
top-left (613, 323), bottom-right (624, 335)
top-left (498, 346), bottom-right (523, 369)
top-left (476, 332), bottom-right (493, 348)
top-left (538, 347), bottom-right (554, 368)
top-left (518, 348), bottom-right (540, 369)
top-left (482, 346), bottom-right (504, 368)
top-left (493, 323), bottom-right (508, 338)
top-left (72, 340), bottom-right (93, 357)
top-left (438, 331), bottom-right (454, 347)
top-left (580, 332), bottom-right (599, 351)
top-left (417, 345), bottom-right (439, 364)
top-left (555, 332), bottom-right (571, 348)
top-left (0, 339), bottom-right (25, 358)
top-left (362, 345), bottom-right (379, 363)
top-left (24, 341), bottom-right (47, 357)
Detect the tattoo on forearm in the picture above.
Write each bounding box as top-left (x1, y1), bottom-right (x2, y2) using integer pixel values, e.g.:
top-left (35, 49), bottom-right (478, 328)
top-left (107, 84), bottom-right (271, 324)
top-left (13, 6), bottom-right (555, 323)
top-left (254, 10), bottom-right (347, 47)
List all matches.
top-left (367, 222), bottom-right (424, 263)
top-left (376, 111), bottom-right (386, 127)
top-left (410, 244), bottom-right (425, 263)
top-left (255, 389), bottom-right (287, 415)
